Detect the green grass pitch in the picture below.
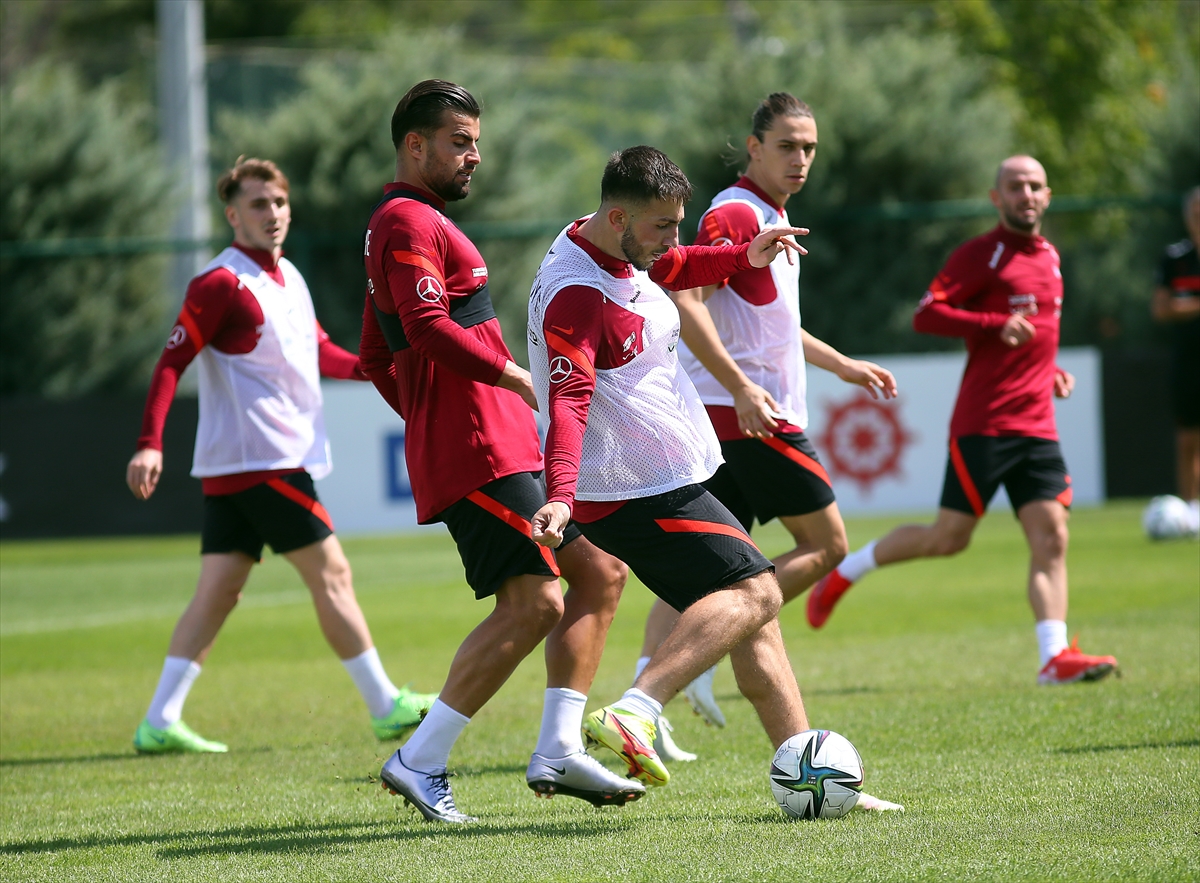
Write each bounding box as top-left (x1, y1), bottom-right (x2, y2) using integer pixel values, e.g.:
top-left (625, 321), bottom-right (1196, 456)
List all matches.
top-left (1, 501), bottom-right (1197, 882)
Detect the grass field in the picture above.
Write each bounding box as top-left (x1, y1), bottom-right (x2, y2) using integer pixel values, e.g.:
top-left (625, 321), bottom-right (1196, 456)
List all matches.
top-left (1, 501), bottom-right (1197, 882)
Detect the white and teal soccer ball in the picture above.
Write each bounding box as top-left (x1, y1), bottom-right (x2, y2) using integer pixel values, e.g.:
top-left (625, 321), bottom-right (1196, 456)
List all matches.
top-left (770, 729), bottom-right (863, 820)
top-left (1142, 495), bottom-right (1195, 541)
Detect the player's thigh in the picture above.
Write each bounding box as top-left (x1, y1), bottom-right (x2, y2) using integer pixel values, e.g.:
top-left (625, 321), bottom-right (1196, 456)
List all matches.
top-left (439, 472), bottom-right (567, 600)
top-left (719, 433), bottom-right (836, 526)
top-left (283, 534), bottom-right (351, 592)
top-left (1015, 497), bottom-right (1069, 562)
top-left (554, 533), bottom-right (627, 599)
top-left (195, 551), bottom-right (256, 599)
top-left (1003, 439), bottom-right (1072, 512)
top-left (576, 483), bottom-right (772, 613)
top-left (777, 500), bottom-right (847, 558)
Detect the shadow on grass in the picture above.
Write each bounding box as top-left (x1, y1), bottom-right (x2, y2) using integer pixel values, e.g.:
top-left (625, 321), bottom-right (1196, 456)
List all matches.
top-left (0, 746), bottom-right (272, 768)
top-left (1054, 738), bottom-right (1200, 754)
top-left (0, 816), bottom-right (633, 859)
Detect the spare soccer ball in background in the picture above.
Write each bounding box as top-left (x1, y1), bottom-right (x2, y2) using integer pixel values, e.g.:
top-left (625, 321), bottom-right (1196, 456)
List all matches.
top-left (770, 729), bottom-right (863, 820)
top-left (1142, 495), bottom-right (1196, 541)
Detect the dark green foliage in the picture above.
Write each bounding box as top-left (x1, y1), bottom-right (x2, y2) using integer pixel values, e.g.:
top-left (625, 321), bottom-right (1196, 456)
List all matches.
top-left (0, 64), bottom-right (174, 396)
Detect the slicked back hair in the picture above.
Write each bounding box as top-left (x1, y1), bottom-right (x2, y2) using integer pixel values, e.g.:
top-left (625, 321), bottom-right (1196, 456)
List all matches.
top-left (600, 146), bottom-right (693, 208)
top-left (751, 92), bottom-right (813, 142)
top-left (391, 79), bottom-right (480, 149)
top-left (216, 156), bottom-right (289, 203)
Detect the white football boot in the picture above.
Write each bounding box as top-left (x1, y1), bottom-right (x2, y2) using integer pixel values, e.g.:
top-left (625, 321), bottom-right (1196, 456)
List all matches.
top-left (526, 750), bottom-right (646, 806)
top-left (380, 749), bottom-right (475, 823)
top-left (683, 665), bottom-right (726, 728)
top-left (652, 715), bottom-right (696, 762)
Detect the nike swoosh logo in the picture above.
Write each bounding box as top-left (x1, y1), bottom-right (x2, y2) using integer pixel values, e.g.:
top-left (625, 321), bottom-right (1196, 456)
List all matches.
top-left (548, 765), bottom-right (566, 775)
top-left (551, 325), bottom-right (574, 335)
top-left (148, 733), bottom-right (165, 744)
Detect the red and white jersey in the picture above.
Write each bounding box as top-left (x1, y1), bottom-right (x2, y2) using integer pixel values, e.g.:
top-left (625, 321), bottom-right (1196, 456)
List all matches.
top-left (191, 247), bottom-right (331, 479)
top-left (678, 176), bottom-right (807, 431)
top-left (914, 224), bottom-right (1064, 440)
top-left (529, 219), bottom-right (757, 512)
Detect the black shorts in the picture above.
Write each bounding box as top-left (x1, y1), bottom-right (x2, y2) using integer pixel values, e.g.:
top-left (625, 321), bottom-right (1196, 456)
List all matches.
top-left (438, 472), bottom-right (582, 600)
top-left (939, 436), bottom-right (1071, 517)
top-left (1170, 354), bottom-right (1200, 428)
top-left (703, 432), bottom-right (837, 531)
top-left (201, 472), bottom-right (333, 560)
top-left (576, 483), bottom-right (774, 612)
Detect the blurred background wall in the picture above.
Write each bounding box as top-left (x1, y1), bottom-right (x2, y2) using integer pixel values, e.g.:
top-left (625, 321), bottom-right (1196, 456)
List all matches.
top-left (1, 0), bottom-right (1197, 536)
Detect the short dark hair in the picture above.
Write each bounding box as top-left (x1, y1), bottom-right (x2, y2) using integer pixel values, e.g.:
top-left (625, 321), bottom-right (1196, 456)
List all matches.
top-left (750, 92), bottom-right (814, 142)
top-left (391, 79), bottom-right (480, 149)
top-left (216, 156), bottom-right (289, 203)
top-left (600, 146), bottom-right (693, 207)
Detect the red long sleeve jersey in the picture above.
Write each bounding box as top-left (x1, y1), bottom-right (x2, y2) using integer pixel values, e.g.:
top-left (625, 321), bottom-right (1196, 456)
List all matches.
top-left (914, 224), bottom-right (1063, 440)
top-left (360, 183), bottom-right (543, 523)
top-left (542, 222), bottom-right (755, 520)
top-left (137, 242), bottom-right (364, 495)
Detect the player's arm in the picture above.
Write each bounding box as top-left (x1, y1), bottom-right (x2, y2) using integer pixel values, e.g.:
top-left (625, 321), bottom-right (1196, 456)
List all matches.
top-left (913, 244), bottom-right (1017, 341)
top-left (1053, 366), bottom-right (1075, 399)
top-left (669, 284), bottom-right (781, 437)
top-left (380, 227), bottom-right (533, 406)
top-left (316, 320), bottom-right (367, 381)
top-left (801, 329), bottom-right (898, 400)
top-left (531, 286), bottom-right (603, 547)
top-left (651, 226), bottom-right (808, 292)
top-left (128, 270), bottom-right (234, 500)
top-left (1152, 285), bottom-right (1200, 322)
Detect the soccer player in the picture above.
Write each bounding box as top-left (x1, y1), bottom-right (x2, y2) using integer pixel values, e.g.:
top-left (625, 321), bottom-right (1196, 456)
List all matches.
top-left (126, 157), bottom-right (434, 755)
top-left (1152, 186), bottom-right (1200, 534)
top-left (527, 145), bottom-right (820, 788)
top-left (807, 155), bottom-right (1119, 686)
top-left (361, 80), bottom-right (635, 824)
top-left (631, 94), bottom-right (898, 754)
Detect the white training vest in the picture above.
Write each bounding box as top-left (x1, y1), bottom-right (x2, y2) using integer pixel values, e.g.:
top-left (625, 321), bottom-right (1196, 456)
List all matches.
top-left (529, 225), bottom-right (723, 502)
top-left (677, 184), bottom-right (808, 429)
top-left (191, 247), bottom-right (332, 480)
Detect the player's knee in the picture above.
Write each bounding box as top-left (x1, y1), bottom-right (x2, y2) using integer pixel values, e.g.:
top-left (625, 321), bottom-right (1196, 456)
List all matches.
top-left (743, 571), bottom-right (783, 623)
top-left (1039, 523), bottom-right (1069, 561)
top-left (508, 583), bottom-right (565, 636)
top-left (933, 529), bottom-right (971, 557)
top-left (823, 530), bottom-right (849, 570)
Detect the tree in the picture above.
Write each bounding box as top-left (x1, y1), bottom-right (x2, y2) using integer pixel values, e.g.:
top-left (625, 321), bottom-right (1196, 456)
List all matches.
top-left (0, 64), bottom-right (174, 396)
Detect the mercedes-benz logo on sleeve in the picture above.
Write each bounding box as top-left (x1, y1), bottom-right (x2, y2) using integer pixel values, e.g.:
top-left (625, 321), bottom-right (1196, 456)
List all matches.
top-left (416, 275), bottom-right (444, 302)
top-left (165, 325), bottom-right (186, 349)
top-left (712, 236), bottom-right (733, 246)
top-left (548, 356), bottom-right (573, 383)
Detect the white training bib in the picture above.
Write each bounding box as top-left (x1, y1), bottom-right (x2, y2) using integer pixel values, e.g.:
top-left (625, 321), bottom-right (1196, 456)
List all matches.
top-left (677, 185), bottom-right (808, 429)
top-left (529, 225), bottom-right (722, 502)
top-left (191, 247), bottom-right (332, 479)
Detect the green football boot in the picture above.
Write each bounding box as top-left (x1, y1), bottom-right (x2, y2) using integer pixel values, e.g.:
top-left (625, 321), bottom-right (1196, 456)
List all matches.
top-left (582, 704), bottom-right (669, 787)
top-left (371, 686), bottom-right (438, 741)
top-left (133, 719), bottom-right (228, 754)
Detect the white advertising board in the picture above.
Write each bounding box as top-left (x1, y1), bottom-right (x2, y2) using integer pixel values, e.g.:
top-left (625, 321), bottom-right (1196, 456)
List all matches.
top-left (315, 347), bottom-right (1104, 534)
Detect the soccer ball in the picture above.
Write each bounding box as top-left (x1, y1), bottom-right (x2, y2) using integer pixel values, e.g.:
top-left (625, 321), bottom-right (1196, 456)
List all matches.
top-left (770, 729), bottom-right (863, 820)
top-left (1142, 495), bottom-right (1195, 541)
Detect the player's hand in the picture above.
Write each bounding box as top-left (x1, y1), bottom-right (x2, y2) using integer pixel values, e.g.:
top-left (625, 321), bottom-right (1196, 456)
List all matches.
top-left (531, 502), bottom-right (571, 548)
top-left (498, 360), bottom-right (540, 411)
top-left (836, 359), bottom-right (898, 400)
top-left (126, 448), bottom-right (163, 500)
top-left (747, 226), bottom-right (808, 268)
top-left (1054, 368), bottom-right (1075, 398)
top-left (999, 314), bottom-right (1035, 348)
top-left (734, 383), bottom-right (782, 438)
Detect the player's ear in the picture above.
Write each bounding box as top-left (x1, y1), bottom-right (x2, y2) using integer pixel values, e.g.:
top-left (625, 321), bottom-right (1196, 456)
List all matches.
top-left (746, 133), bottom-right (762, 162)
top-left (224, 202), bottom-right (238, 230)
top-left (606, 205), bottom-right (628, 232)
top-left (988, 188), bottom-right (1002, 211)
top-left (403, 130), bottom-right (425, 160)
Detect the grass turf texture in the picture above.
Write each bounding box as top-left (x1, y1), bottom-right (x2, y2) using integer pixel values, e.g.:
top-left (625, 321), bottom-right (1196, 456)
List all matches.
top-left (1, 501), bottom-right (1196, 882)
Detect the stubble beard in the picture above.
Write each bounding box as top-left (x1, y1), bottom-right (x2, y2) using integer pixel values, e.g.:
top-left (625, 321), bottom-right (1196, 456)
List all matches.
top-left (620, 227), bottom-right (655, 271)
top-left (423, 155), bottom-right (472, 203)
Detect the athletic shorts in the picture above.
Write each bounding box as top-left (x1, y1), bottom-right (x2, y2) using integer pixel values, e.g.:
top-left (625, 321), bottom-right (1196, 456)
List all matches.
top-left (703, 432), bottom-right (837, 531)
top-left (201, 472), bottom-right (333, 560)
top-left (939, 435), bottom-right (1072, 517)
top-left (1170, 354), bottom-right (1200, 428)
top-left (576, 483), bottom-right (774, 613)
top-left (438, 472), bottom-right (582, 600)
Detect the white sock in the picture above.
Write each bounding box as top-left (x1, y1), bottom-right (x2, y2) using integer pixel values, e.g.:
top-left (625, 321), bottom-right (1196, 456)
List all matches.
top-left (341, 647), bottom-right (401, 719)
top-left (612, 687), bottom-right (662, 723)
top-left (534, 687), bottom-right (588, 757)
top-left (146, 656), bottom-right (202, 729)
top-left (633, 655), bottom-right (651, 683)
top-left (838, 540), bottom-right (879, 583)
top-left (1036, 620), bottom-right (1069, 668)
top-left (400, 699), bottom-right (470, 773)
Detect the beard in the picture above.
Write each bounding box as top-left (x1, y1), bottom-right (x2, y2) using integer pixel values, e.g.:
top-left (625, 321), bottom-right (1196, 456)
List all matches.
top-left (620, 226), bottom-right (657, 271)
top-left (422, 156), bottom-right (473, 203)
top-left (1001, 204), bottom-right (1042, 233)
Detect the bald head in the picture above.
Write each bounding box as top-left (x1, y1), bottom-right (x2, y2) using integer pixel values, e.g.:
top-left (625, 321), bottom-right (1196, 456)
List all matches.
top-left (990, 155), bottom-right (1051, 236)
